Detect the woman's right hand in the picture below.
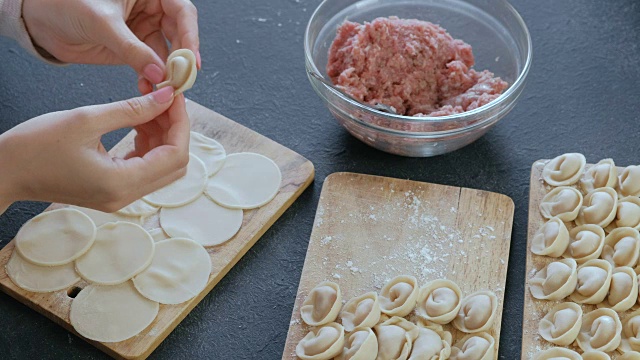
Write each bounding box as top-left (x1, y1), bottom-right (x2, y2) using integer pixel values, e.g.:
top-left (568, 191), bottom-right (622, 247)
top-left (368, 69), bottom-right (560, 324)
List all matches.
top-left (0, 86), bottom-right (190, 214)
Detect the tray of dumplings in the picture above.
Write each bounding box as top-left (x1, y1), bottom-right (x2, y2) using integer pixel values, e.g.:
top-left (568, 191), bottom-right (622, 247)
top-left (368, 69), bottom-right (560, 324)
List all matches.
top-left (523, 154), bottom-right (640, 360)
top-left (282, 172), bottom-right (515, 360)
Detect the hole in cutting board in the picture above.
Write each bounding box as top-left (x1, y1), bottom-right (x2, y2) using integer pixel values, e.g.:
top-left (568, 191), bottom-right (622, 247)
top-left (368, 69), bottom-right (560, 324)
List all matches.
top-left (67, 286), bottom-right (82, 298)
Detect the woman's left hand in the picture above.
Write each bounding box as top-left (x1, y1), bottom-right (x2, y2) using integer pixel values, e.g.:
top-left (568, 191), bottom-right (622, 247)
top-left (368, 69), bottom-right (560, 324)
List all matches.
top-left (23, 0), bottom-right (200, 94)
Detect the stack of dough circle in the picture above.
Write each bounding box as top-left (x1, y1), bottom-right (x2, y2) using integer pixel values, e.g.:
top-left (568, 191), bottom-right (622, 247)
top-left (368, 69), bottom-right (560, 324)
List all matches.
top-left (206, 152), bottom-right (282, 209)
top-left (75, 222), bottom-right (155, 285)
top-left (133, 238), bottom-right (212, 304)
top-left (70, 282), bottom-right (159, 342)
top-left (189, 131), bottom-right (226, 176)
top-left (6, 251), bottom-right (80, 292)
top-left (160, 195), bottom-right (243, 246)
top-left (157, 49), bottom-right (197, 94)
top-left (143, 153), bottom-right (207, 207)
top-left (15, 208), bottom-right (96, 266)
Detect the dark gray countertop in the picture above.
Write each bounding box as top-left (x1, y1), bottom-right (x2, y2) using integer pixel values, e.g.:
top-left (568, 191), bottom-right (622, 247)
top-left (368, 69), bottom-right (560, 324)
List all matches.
top-left (1, 0), bottom-right (639, 358)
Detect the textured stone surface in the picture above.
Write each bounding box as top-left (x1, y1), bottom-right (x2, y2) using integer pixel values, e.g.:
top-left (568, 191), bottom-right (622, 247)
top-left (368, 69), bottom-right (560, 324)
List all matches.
top-left (0, 0), bottom-right (639, 358)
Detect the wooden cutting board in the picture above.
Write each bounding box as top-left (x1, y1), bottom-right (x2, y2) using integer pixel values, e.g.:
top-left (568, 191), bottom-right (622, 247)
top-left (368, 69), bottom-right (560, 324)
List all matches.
top-left (0, 100), bottom-right (314, 360)
top-left (282, 173), bottom-right (514, 359)
top-left (521, 160), bottom-right (630, 359)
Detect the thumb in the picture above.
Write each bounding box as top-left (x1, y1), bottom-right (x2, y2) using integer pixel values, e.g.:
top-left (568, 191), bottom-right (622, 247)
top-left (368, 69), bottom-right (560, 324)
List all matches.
top-left (104, 22), bottom-right (166, 84)
top-left (91, 87), bottom-right (175, 133)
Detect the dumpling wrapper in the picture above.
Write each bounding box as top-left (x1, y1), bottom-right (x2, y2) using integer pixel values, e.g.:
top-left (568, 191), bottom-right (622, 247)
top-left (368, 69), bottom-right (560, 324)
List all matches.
top-left (542, 153), bottom-right (586, 186)
top-left (601, 227), bottom-right (640, 268)
top-left (576, 308), bottom-right (622, 352)
top-left (337, 327), bottom-right (378, 360)
top-left (539, 187), bottom-right (583, 222)
top-left (570, 259), bottom-right (612, 304)
top-left (157, 48), bottom-right (197, 94)
top-left (296, 323), bottom-right (345, 360)
top-left (450, 332), bottom-right (495, 360)
top-left (619, 309), bottom-right (640, 353)
top-left (189, 131), bottom-right (226, 176)
top-left (597, 266), bottom-right (637, 312)
top-left (416, 279), bottom-right (462, 324)
top-left (531, 217), bottom-right (569, 257)
top-left (538, 302), bottom-right (582, 346)
top-left (340, 292), bottom-right (381, 332)
top-left (453, 291), bottom-right (498, 333)
top-left (116, 199), bottom-right (158, 217)
top-left (619, 165), bottom-right (640, 197)
top-left (581, 351), bottom-right (611, 360)
top-left (529, 259), bottom-right (578, 300)
top-left (563, 224), bottom-right (605, 263)
top-left (374, 316), bottom-right (419, 360)
top-left (580, 158), bottom-right (617, 194)
top-left (575, 187), bottom-right (617, 227)
top-left (6, 249), bottom-right (80, 292)
top-left (532, 347), bottom-right (581, 360)
top-left (379, 275), bottom-right (419, 317)
top-left (408, 325), bottom-right (452, 360)
top-left (300, 281), bottom-right (342, 326)
top-left (143, 153), bottom-right (207, 208)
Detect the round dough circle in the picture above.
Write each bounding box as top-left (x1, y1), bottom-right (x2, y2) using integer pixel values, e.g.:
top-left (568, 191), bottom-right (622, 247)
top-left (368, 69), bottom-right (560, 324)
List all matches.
top-left (71, 206), bottom-right (141, 226)
top-left (143, 153), bottom-right (207, 207)
top-left (70, 282), bottom-right (159, 342)
top-left (206, 152), bottom-right (281, 209)
top-left (133, 238), bottom-right (211, 304)
top-left (116, 199), bottom-right (158, 217)
top-left (6, 250), bottom-right (80, 292)
top-left (75, 222), bottom-right (155, 285)
top-left (160, 195), bottom-right (243, 246)
top-left (189, 131), bottom-right (226, 176)
top-left (15, 208), bottom-right (96, 266)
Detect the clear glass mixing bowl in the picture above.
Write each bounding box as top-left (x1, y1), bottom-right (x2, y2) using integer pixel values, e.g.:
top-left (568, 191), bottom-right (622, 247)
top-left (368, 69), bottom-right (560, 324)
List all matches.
top-left (304, 0), bottom-right (532, 157)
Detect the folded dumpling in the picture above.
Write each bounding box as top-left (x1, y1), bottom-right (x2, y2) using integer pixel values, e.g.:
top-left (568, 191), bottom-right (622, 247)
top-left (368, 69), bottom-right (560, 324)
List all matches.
top-left (540, 187), bottom-right (583, 221)
top-left (449, 332), bottom-right (495, 360)
top-left (301, 281), bottom-right (342, 326)
top-left (337, 327), bottom-right (378, 360)
top-left (570, 259), bottom-right (613, 304)
top-left (379, 275), bottom-right (419, 317)
top-left (619, 352), bottom-right (640, 360)
top-left (619, 310), bottom-right (640, 353)
top-left (538, 302), bottom-right (582, 346)
top-left (581, 351), bottom-right (611, 360)
top-left (601, 227), bottom-right (640, 268)
top-left (542, 153), bottom-right (586, 186)
top-left (581, 158), bottom-right (618, 194)
top-left (529, 259), bottom-right (578, 300)
top-left (532, 347), bottom-right (582, 360)
top-left (531, 217), bottom-right (570, 257)
top-left (619, 165), bottom-right (640, 197)
top-left (608, 196), bottom-right (640, 232)
top-left (415, 279), bottom-right (462, 325)
top-left (576, 308), bottom-right (622, 352)
top-left (296, 322), bottom-right (345, 360)
top-left (576, 187), bottom-right (618, 227)
top-left (340, 292), bottom-right (381, 332)
top-left (597, 266), bottom-right (637, 312)
top-left (452, 291), bottom-right (498, 333)
top-left (563, 224), bottom-right (605, 263)
top-left (374, 316), bottom-right (419, 360)
top-left (408, 324), bottom-right (451, 360)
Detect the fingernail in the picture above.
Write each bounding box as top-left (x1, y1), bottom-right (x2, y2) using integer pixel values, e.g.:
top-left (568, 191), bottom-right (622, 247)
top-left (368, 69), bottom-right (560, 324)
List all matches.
top-left (150, 86), bottom-right (174, 103)
top-left (143, 64), bottom-right (164, 84)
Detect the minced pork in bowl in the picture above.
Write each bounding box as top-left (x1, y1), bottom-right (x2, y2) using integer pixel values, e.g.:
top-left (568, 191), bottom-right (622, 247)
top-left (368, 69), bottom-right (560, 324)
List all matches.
top-left (305, 0), bottom-right (532, 157)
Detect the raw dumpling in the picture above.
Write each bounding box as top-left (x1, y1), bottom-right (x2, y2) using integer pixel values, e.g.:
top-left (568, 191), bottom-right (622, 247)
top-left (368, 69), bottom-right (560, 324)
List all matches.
top-left (563, 224), bottom-right (605, 263)
top-left (415, 279), bottom-right (462, 324)
top-left (619, 166), bottom-right (640, 197)
top-left (340, 292), bottom-right (381, 332)
top-left (301, 281), bottom-right (342, 326)
top-left (157, 49), bottom-right (197, 94)
top-left (619, 352), bottom-right (640, 360)
top-left (529, 258), bottom-right (578, 300)
top-left (452, 291), bottom-right (498, 333)
top-left (379, 275), bottom-right (419, 317)
top-left (570, 259), bottom-right (613, 304)
top-left (531, 217), bottom-right (570, 257)
top-left (540, 187), bottom-right (583, 221)
top-left (408, 325), bottom-right (452, 360)
top-left (597, 266), bottom-right (637, 312)
top-left (296, 322), bottom-right (345, 360)
top-left (374, 316), bottom-right (419, 360)
top-left (449, 332), bottom-right (495, 360)
top-left (532, 347), bottom-right (581, 360)
top-left (337, 327), bottom-right (378, 360)
top-left (581, 351), bottom-right (611, 360)
top-left (575, 187), bottom-right (618, 227)
top-left (620, 310), bottom-right (640, 353)
top-left (542, 153), bottom-right (586, 186)
top-left (581, 158), bottom-right (618, 194)
top-left (601, 227), bottom-right (640, 268)
top-left (538, 302), bottom-right (582, 346)
top-left (576, 308), bottom-right (622, 352)
top-left (609, 197), bottom-right (640, 232)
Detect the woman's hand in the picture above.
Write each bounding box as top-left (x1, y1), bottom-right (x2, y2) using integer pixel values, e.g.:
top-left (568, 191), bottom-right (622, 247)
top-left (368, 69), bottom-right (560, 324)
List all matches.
top-left (22, 0), bottom-right (200, 94)
top-left (0, 86), bottom-right (190, 214)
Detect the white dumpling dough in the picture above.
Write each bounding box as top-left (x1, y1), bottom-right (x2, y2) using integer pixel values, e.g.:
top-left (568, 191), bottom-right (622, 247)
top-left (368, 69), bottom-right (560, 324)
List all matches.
top-left (160, 195), bottom-right (243, 246)
top-left (337, 327), bottom-right (378, 360)
top-left (532, 347), bottom-right (582, 360)
top-left (538, 302), bottom-right (582, 346)
top-left (301, 281), bottom-right (342, 326)
top-left (72, 205), bottom-right (142, 226)
top-left (15, 208), bottom-right (96, 266)
top-left (70, 282), bottom-right (159, 342)
top-left (542, 153), bottom-right (586, 186)
top-left (148, 228), bottom-right (170, 242)
top-left (6, 250), bottom-right (80, 292)
top-left (116, 199), bottom-right (158, 217)
top-left (133, 238), bottom-right (211, 304)
top-left (576, 308), bottom-right (622, 352)
top-left (296, 322), bottom-right (345, 360)
top-left (157, 49), bottom-right (197, 94)
top-left (580, 159), bottom-right (617, 194)
top-left (539, 187), bottom-right (583, 222)
top-left (450, 332), bottom-right (495, 360)
top-left (206, 152), bottom-right (282, 209)
top-left (189, 131), bottom-right (226, 176)
top-left (619, 165), bottom-right (640, 197)
top-left (143, 153), bottom-right (207, 207)
top-left (75, 222), bottom-right (155, 285)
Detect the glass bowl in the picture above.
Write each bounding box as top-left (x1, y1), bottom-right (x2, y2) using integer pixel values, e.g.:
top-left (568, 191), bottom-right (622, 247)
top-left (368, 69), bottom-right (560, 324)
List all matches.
top-left (304, 0), bottom-right (532, 157)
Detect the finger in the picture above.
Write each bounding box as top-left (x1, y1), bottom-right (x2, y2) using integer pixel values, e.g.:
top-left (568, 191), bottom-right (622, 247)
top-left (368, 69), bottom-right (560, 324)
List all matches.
top-left (102, 21), bottom-right (166, 84)
top-left (138, 77), bottom-right (154, 95)
top-left (161, 0), bottom-right (200, 68)
top-left (87, 87), bottom-right (175, 133)
top-left (144, 30), bottom-right (170, 63)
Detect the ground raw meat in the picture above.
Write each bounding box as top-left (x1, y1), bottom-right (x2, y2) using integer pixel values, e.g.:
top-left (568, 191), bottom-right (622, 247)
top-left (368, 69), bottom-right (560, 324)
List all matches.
top-left (327, 17), bottom-right (508, 117)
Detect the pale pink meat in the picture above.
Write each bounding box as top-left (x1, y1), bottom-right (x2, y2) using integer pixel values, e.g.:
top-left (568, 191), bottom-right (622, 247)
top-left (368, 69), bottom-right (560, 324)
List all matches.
top-left (327, 17), bottom-right (508, 117)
